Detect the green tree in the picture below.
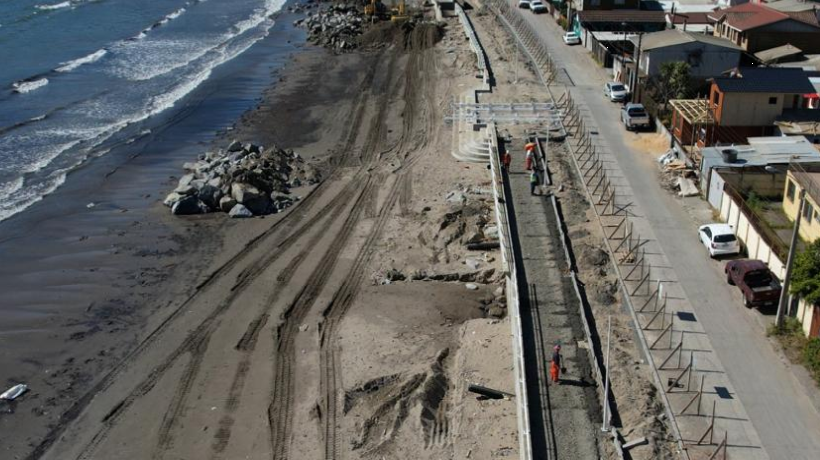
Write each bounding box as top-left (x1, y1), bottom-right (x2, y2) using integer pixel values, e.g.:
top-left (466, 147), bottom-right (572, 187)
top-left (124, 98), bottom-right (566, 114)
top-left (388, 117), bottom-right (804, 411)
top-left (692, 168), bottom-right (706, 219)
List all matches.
top-left (791, 239), bottom-right (820, 304)
top-left (656, 61), bottom-right (691, 109)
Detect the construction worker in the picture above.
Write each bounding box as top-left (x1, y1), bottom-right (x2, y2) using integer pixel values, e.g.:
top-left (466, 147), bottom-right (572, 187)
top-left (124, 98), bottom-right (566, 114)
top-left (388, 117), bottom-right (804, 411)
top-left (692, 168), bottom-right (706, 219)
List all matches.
top-left (502, 151), bottom-right (511, 170)
top-left (530, 170), bottom-right (539, 195)
top-left (550, 344), bottom-right (562, 384)
top-left (525, 141), bottom-right (536, 153)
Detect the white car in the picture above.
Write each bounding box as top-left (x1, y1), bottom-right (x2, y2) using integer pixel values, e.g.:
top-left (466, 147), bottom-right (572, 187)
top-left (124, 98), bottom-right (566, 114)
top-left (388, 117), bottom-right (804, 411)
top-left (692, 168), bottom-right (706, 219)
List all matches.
top-left (518, 0), bottom-right (531, 8)
top-left (530, 0), bottom-right (547, 13)
top-left (698, 224), bottom-right (740, 258)
top-left (604, 82), bottom-right (628, 102)
top-left (563, 32), bottom-right (581, 45)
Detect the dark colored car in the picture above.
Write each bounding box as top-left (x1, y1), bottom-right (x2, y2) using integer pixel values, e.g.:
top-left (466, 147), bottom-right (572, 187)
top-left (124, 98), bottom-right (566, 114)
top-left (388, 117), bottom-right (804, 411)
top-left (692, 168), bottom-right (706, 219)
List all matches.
top-left (725, 259), bottom-right (782, 308)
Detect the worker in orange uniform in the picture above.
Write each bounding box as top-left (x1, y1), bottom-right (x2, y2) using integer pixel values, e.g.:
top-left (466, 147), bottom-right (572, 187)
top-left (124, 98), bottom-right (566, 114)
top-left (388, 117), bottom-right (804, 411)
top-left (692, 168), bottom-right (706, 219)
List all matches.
top-left (550, 344), bottom-right (562, 384)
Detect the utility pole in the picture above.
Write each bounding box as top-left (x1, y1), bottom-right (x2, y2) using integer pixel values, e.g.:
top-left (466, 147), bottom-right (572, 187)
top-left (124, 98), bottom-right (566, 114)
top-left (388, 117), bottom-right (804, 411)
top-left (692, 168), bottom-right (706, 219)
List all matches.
top-left (601, 314), bottom-right (612, 432)
top-left (777, 189), bottom-right (806, 328)
top-left (632, 32), bottom-right (643, 102)
top-left (566, 1), bottom-right (573, 32)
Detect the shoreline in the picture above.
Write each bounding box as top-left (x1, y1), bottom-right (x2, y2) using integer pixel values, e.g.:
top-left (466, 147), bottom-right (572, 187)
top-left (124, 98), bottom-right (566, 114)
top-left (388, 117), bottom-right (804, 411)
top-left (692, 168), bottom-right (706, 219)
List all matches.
top-left (0, 12), bottom-right (356, 456)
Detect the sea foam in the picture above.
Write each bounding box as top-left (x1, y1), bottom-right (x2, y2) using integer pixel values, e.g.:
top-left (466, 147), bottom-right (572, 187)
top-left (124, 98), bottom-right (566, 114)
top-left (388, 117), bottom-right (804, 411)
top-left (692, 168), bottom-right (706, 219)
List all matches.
top-left (55, 49), bottom-right (108, 72)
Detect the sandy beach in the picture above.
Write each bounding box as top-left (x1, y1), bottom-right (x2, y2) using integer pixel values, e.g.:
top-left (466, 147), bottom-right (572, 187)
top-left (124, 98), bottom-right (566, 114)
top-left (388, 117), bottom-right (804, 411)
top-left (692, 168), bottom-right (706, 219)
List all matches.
top-left (1, 6), bottom-right (519, 460)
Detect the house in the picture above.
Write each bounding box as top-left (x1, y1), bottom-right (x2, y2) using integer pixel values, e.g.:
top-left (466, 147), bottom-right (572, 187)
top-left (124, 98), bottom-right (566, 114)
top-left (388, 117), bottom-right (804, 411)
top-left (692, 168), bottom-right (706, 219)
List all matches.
top-left (573, 0), bottom-right (641, 11)
top-left (783, 165), bottom-right (820, 241)
top-left (669, 67), bottom-right (816, 148)
top-left (575, 10), bottom-right (667, 34)
top-left (782, 164), bottom-right (820, 337)
top-left (708, 2), bottom-right (820, 53)
top-left (666, 11), bottom-right (715, 34)
top-left (701, 135), bottom-right (820, 200)
top-left (634, 29), bottom-right (742, 79)
top-left (708, 158), bottom-right (820, 338)
top-left (710, 68), bottom-right (814, 127)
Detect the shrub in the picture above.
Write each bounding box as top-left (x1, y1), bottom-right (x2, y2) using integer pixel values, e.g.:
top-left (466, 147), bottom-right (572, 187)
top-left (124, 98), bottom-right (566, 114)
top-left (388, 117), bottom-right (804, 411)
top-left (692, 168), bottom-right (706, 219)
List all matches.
top-left (803, 338), bottom-right (820, 383)
top-left (557, 18), bottom-right (568, 29)
top-left (746, 191), bottom-right (764, 213)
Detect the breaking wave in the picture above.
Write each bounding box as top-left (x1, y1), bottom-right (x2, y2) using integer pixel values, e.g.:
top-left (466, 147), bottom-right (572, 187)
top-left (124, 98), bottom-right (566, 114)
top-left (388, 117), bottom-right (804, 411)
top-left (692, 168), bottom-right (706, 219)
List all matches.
top-left (55, 49), bottom-right (108, 72)
top-left (35, 2), bottom-right (72, 11)
top-left (12, 78), bottom-right (49, 93)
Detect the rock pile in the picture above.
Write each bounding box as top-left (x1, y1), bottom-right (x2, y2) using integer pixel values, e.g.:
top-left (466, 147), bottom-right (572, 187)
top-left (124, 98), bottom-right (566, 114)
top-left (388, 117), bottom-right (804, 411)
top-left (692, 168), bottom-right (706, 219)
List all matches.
top-left (164, 140), bottom-right (320, 218)
top-left (294, 3), bottom-right (364, 51)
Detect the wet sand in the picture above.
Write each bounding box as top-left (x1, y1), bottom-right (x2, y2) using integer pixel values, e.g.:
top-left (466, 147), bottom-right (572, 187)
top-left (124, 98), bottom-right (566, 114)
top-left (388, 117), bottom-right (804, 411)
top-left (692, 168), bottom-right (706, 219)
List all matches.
top-left (0, 42), bottom-right (365, 458)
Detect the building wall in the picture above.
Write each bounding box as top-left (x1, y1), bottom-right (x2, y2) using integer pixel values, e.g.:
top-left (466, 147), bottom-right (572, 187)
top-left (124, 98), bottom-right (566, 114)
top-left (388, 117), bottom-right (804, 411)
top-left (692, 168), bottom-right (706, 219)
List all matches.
top-left (713, 18), bottom-right (820, 53)
top-left (797, 298), bottom-right (820, 337)
top-left (577, 0), bottom-right (640, 10)
top-left (719, 189), bottom-right (787, 278)
top-left (716, 92), bottom-right (795, 126)
top-left (782, 171), bottom-right (820, 242)
top-left (642, 43), bottom-right (741, 79)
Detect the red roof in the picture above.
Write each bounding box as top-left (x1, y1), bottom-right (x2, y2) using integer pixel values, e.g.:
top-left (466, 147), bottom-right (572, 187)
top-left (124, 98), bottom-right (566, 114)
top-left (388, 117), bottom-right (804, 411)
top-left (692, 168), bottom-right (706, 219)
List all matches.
top-left (708, 3), bottom-right (797, 31)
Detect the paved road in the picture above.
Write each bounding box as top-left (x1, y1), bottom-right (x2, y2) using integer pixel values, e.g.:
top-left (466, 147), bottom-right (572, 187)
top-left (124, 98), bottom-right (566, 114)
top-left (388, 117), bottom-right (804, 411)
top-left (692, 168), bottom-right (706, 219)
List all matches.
top-left (516, 8), bottom-right (820, 459)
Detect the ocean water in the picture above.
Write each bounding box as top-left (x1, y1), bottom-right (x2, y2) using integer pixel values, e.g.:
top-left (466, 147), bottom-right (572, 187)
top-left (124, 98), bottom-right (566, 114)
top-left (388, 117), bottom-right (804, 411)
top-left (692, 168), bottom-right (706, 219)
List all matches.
top-left (0, 0), bottom-right (290, 222)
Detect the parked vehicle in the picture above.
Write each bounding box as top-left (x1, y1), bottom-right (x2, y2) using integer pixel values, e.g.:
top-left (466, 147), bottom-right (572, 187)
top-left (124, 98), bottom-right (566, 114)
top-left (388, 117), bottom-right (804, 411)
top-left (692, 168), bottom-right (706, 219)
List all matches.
top-left (698, 223), bottom-right (740, 258)
top-left (725, 259), bottom-right (782, 308)
top-left (518, 0), bottom-right (531, 8)
top-left (620, 103), bottom-right (650, 131)
top-left (563, 32), bottom-right (581, 45)
top-left (530, 0), bottom-right (547, 13)
top-left (603, 82), bottom-right (627, 102)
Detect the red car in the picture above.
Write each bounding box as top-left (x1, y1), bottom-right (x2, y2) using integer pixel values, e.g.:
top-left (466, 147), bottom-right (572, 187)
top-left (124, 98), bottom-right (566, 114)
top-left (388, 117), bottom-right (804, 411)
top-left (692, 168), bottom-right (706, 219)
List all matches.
top-left (725, 259), bottom-right (781, 308)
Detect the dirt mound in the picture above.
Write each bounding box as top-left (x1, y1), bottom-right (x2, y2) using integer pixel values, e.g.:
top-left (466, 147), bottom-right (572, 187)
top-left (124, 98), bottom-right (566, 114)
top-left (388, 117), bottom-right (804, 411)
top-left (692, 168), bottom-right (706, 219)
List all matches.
top-left (358, 20), bottom-right (443, 51)
top-left (346, 349), bottom-right (453, 454)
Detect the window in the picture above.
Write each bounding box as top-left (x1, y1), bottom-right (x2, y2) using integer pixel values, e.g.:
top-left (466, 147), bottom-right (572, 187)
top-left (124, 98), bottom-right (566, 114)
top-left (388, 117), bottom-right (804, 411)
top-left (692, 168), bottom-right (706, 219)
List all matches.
top-left (787, 179), bottom-right (796, 202)
top-left (815, 210), bottom-right (820, 225)
top-left (769, 96), bottom-right (778, 105)
top-left (803, 201), bottom-right (814, 221)
top-left (615, 0), bottom-right (625, 4)
top-left (714, 234), bottom-right (737, 243)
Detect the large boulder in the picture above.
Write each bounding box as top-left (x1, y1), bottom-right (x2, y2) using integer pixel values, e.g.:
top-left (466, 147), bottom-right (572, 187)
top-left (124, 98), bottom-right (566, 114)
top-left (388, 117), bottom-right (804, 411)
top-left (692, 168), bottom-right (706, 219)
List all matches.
top-left (163, 192), bottom-right (184, 207)
top-left (171, 195), bottom-right (208, 215)
top-left (219, 195), bottom-right (237, 213)
top-left (198, 185), bottom-right (223, 211)
top-left (231, 182), bottom-right (262, 204)
top-left (227, 140), bottom-right (243, 152)
top-left (178, 173), bottom-right (195, 188)
top-left (245, 195), bottom-right (272, 215)
top-left (174, 184), bottom-right (197, 196)
top-left (229, 204), bottom-right (253, 218)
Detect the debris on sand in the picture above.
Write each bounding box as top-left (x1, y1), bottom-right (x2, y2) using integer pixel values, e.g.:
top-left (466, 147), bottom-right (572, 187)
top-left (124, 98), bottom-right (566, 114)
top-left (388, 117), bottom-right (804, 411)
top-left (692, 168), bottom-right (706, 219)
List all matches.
top-left (164, 140), bottom-right (319, 217)
top-left (0, 384), bottom-right (28, 401)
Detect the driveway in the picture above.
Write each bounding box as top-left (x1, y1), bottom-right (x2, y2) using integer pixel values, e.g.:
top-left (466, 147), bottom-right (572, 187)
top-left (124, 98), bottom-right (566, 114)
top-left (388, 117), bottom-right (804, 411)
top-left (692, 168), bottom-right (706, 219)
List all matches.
top-left (513, 5), bottom-right (820, 459)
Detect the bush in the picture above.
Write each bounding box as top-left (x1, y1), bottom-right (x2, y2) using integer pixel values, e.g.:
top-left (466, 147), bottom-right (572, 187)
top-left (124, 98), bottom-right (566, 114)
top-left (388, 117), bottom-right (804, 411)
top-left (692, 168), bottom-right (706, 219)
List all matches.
top-left (746, 191), bottom-right (764, 213)
top-left (804, 338), bottom-right (820, 382)
top-left (557, 18), bottom-right (568, 29)
top-left (769, 318), bottom-right (820, 386)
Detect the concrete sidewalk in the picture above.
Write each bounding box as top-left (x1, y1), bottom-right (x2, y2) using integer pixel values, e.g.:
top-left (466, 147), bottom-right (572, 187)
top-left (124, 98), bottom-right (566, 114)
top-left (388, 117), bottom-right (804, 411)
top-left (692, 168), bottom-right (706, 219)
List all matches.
top-left (512, 4), bottom-right (820, 459)
top-left (504, 136), bottom-right (601, 459)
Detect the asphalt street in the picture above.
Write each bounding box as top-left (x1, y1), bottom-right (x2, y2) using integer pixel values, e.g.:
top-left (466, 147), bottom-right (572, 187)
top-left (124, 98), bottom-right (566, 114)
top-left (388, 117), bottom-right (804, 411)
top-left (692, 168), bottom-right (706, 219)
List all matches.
top-left (516, 6), bottom-right (820, 459)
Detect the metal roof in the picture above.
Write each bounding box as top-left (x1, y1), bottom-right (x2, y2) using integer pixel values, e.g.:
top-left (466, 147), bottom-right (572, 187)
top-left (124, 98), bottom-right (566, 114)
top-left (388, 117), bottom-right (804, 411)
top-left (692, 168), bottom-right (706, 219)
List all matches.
top-left (765, 0), bottom-right (820, 13)
top-left (577, 10), bottom-right (667, 23)
top-left (701, 135), bottom-right (820, 170)
top-left (754, 43), bottom-right (803, 63)
top-left (636, 28), bottom-right (742, 50)
top-left (712, 67), bottom-right (815, 93)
